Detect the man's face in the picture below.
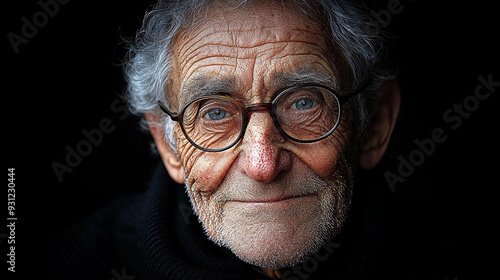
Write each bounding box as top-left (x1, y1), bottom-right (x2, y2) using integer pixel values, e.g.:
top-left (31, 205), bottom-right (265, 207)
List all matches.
top-left (169, 1), bottom-right (355, 268)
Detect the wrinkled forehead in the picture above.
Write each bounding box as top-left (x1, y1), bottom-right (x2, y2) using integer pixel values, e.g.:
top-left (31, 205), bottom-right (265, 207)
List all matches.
top-left (168, 0), bottom-right (347, 106)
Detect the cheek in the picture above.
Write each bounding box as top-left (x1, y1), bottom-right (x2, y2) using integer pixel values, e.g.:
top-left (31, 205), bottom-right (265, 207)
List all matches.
top-left (297, 145), bottom-right (338, 178)
top-left (294, 126), bottom-right (352, 179)
top-left (178, 135), bottom-right (237, 193)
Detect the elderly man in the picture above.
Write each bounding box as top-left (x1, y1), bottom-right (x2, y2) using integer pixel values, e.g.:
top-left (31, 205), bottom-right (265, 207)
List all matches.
top-left (54, 0), bottom-right (400, 279)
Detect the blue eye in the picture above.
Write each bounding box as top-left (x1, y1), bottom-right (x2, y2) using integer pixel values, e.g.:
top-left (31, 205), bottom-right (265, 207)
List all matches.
top-left (204, 108), bottom-right (230, 120)
top-left (291, 99), bottom-right (318, 110)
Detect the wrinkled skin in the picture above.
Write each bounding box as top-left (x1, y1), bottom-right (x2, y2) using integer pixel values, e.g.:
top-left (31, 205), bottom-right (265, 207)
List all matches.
top-left (147, 0), bottom-right (402, 276)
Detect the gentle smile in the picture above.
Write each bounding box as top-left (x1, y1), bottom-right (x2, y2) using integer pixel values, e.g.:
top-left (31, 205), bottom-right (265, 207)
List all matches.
top-left (230, 193), bottom-right (316, 204)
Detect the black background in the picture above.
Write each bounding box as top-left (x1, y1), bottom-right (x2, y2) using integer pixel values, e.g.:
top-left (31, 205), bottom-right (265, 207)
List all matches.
top-left (3, 0), bottom-right (498, 279)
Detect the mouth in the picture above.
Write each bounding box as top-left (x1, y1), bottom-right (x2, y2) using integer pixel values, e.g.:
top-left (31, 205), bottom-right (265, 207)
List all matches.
top-left (230, 193), bottom-right (316, 204)
top-left (222, 193), bottom-right (321, 223)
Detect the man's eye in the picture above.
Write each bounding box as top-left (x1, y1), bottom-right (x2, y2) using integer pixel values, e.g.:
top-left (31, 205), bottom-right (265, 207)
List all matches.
top-left (204, 108), bottom-right (230, 120)
top-left (291, 99), bottom-right (318, 110)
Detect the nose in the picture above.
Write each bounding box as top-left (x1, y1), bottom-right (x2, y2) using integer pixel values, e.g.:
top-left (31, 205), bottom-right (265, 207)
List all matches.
top-left (238, 112), bottom-right (292, 183)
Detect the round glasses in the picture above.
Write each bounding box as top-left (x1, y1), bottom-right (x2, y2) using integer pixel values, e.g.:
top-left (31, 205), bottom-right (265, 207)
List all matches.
top-left (158, 81), bottom-right (371, 152)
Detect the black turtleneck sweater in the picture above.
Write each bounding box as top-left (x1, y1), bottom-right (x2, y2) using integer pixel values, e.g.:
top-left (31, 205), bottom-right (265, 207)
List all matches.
top-left (52, 162), bottom-right (401, 280)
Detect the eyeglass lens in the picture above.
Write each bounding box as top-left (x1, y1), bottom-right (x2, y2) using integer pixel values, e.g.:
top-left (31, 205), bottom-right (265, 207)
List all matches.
top-left (181, 85), bottom-right (340, 151)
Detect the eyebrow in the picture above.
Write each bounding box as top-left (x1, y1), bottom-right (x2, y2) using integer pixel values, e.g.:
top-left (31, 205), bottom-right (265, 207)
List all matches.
top-left (179, 67), bottom-right (338, 106)
top-left (272, 67), bottom-right (338, 90)
top-left (179, 76), bottom-right (237, 107)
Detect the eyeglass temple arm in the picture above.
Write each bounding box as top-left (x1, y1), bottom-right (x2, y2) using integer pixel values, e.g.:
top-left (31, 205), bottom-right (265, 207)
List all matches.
top-left (157, 102), bottom-right (181, 120)
top-left (337, 78), bottom-right (373, 103)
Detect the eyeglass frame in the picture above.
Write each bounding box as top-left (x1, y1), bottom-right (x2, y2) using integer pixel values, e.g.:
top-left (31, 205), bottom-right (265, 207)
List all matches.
top-left (157, 78), bottom-right (372, 152)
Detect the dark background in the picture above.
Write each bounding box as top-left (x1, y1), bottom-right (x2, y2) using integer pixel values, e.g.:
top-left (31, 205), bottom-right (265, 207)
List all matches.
top-left (3, 0), bottom-right (498, 279)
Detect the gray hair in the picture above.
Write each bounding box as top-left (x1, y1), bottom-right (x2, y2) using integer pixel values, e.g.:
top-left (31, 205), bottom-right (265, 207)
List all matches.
top-left (123, 0), bottom-right (396, 151)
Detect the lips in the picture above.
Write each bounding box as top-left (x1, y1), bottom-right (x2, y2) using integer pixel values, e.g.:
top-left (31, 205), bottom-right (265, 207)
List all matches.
top-left (230, 193), bottom-right (315, 204)
top-left (223, 193), bottom-right (321, 222)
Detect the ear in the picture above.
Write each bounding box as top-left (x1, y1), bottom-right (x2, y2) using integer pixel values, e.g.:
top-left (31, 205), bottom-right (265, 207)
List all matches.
top-left (146, 112), bottom-right (185, 184)
top-left (359, 80), bottom-right (401, 169)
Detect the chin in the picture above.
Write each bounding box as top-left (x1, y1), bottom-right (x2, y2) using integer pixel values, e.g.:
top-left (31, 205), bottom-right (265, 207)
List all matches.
top-left (219, 223), bottom-right (329, 269)
top-left (207, 188), bottom-right (350, 269)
